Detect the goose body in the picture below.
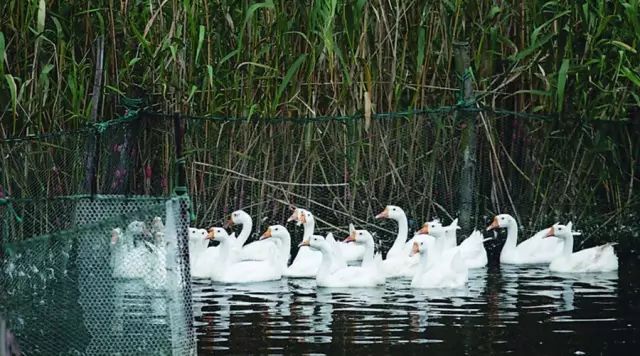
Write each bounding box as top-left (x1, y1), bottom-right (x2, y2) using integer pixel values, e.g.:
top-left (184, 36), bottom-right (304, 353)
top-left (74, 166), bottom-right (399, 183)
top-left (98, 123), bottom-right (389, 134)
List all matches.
top-left (547, 222), bottom-right (618, 273)
top-left (487, 214), bottom-right (564, 265)
top-left (189, 228), bottom-right (223, 279)
top-left (410, 234), bottom-right (468, 289)
top-left (110, 221), bottom-right (152, 279)
top-left (304, 230), bottom-right (383, 288)
top-left (419, 219), bottom-right (487, 269)
top-left (208, 225), bottom-right (291, 284)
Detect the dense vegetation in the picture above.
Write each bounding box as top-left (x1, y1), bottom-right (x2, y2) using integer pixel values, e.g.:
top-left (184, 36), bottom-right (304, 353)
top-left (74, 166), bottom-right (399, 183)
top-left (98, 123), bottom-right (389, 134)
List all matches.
top-left (1, 0), bottom-right (638, 238)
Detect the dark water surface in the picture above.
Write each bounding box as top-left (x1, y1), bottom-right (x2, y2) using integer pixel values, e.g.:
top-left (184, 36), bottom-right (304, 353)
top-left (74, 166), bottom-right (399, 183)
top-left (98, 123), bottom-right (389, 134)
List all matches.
top-left (193, 251), bottom-right (640, 355)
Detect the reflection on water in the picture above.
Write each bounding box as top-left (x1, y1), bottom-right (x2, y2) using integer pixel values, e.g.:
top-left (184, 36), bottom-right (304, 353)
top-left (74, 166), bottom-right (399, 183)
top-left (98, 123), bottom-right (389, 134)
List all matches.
top-left (194, 255), bottom-right (639, 354)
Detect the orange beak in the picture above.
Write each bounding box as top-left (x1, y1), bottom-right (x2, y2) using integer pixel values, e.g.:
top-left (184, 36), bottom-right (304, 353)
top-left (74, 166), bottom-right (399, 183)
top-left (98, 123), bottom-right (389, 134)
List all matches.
top-left (298, 240), bottom-right (310, 247)
top-left (223, 217), bottom-right (233, 229)
top-left (375, 208), bottom-right (389, 219)
top-left (344, 232), bottom-right (356, 243)
top-left (299, 212), bottom-right (307, 224)
top-left (486, 216), bottom-right (500, 231)
top-left (544, 227), bottom-right (555, 238)
top-left (206, 227), bottom-right (215, 240)
top-left (410, 241), bottom-right (420, 256)
top-left (260, 228), bottom-right (272, 240)
top-left (417, 223), bottom-right (429, 235)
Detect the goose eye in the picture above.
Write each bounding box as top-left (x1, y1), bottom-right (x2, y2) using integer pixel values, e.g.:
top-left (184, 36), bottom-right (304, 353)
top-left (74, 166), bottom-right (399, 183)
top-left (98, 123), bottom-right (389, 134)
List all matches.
top-left (501, 217), bottom-right (505, 220)
top-left (275, 228), bottom-right (279, 231)
top-left (558, 227), bottom-right (563, 231)
top-left (358, 232), bottom-right (363, 236)
top-left (392, 208), bottom-right (396, 211)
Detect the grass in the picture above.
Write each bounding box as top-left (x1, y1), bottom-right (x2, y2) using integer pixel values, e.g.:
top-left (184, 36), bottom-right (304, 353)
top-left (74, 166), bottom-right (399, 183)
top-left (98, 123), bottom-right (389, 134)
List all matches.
top-left (0, 0), bottom-right (638, 240)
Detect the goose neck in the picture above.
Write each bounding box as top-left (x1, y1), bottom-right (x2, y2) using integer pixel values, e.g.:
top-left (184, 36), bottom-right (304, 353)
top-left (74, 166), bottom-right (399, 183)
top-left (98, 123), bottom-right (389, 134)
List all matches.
top-left (237, 218), bottom-right (253, 246)
top-left (302, 220), bottom-right (315, 242)
top-left (389, 215), bottom-right (409, 254)
top-left (562, 235), bottom-right (573, 256)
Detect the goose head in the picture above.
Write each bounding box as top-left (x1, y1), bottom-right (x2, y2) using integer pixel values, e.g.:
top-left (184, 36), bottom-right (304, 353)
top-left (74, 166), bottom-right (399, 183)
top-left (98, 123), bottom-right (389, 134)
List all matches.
top-left (545, 222), bottom-right (578, 239)
top-left (486, 214), bottom-right (516, 231)
top-left (375, 205), bottom-right (405, 221)
top-left (151, 216), bottom-right (164, 232)
top-left (225, 209), bottom-right (251, 228)
top-left (344, 228), bottom-right (375, 246)
top-left (409, 235), bottom-right (433, 257)
top-left (300, 235), bottom-right (330, 252)
top-left (417, 219), bottom-right (444, 236)
top-left (189, 228), bottom-right (208, 241)
top-left (126, 221), bottom-right (152, 240)
top-left (206, 227), bottom-right (233, 241)
top-left (287, 208), bottom-right (314, 226)
top-left (111, 228), bottom-right (123, 245)
top-left (260, 224), bottom-right (290, 241)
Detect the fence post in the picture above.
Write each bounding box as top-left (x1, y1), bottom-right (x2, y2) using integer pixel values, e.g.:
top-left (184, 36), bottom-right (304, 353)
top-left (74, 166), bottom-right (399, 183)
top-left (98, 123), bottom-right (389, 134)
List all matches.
top-left (83, 36), bottom-right (104, 195)
top-left (172, 113), bottom-right (194, 334)
top-left (454, 41), bottom-right (477, 232)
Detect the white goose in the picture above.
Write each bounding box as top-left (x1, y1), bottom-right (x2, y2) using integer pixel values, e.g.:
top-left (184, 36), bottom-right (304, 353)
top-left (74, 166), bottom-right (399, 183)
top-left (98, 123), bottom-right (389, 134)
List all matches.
top-left (546, 222), bottom-right (618, 273)
top-left (110, 221), bottom-right (152, 279)
top-left (344, 228), bottom-right (385, 285)
top-left (207, 225), bottom-right (291, 283)
top-left (190, 228), bottom-right (226, 279)
top-left (410, 234), bottom-right (468, 289)
top-left (226, 209), bottom-right (279, 261)
top-left (301, 232), bottom-right (382, 288)
top-left (487, 214), bottom-right (564, 264)
top-left (284, 208), bottom-right (324, 278)
top-left (188, 227), bottom-right (210, 265)
top-left (374, 205), bottom-right (419, 278)
top-left (418, 219), bottom-right (488, 269)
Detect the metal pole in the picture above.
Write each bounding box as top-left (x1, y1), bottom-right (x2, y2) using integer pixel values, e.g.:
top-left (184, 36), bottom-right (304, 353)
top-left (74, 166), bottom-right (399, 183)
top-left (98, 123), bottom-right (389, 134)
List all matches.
top-left (454, 41), bottom-right (477, 233)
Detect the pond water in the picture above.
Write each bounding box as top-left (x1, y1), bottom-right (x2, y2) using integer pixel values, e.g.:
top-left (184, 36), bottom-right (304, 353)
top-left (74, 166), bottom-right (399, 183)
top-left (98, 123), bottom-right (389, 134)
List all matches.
top-left (193, 250), bottom-right (640, 354)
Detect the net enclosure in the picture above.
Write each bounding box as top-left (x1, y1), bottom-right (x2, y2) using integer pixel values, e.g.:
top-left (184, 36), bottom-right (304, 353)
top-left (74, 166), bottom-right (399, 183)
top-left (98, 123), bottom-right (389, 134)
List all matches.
top-left (0, 108), bottom-right (196, 355)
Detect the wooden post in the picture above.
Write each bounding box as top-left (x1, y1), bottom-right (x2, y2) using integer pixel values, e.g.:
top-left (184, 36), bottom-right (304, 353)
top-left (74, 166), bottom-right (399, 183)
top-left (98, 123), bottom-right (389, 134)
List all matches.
top-left (454, 41), bottom-right (477, 233)
top-left (83, 36), bottom-right (104, 195)
top-left (173, 113), bottom-right (187, 195)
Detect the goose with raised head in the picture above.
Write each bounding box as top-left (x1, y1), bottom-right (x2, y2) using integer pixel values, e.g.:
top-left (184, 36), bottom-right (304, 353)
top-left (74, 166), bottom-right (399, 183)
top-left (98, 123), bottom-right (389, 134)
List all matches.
top-left (546, 222), bottom-right (618, 273)
top-left (284, 208), bottom-right (325, 278)
top-left (375, 205), bottom-right (412, 258)
top-left (301, 232), bottom-right (383, 288)
top-left (418, 219), bottom-right (488, 269)
top-left (487, 214), bottom-right (564, 264)
top-left (207, 225), bottom-right (291, 283)
top-left (374, 205), bottom-right (422, 278)
top-left (226, 209), bottom-right (279, 261)
top-left (410, 234), bottom-right (468, 289)
top-left (344, 228), bottom-right (385, 285)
